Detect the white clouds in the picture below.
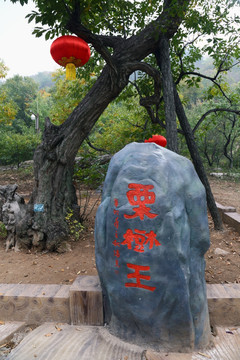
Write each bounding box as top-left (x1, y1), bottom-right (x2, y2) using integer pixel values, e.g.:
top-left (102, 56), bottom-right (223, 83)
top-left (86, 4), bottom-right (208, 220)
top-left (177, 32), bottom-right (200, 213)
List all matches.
top-left (0, 0), bottom-right (58, 78)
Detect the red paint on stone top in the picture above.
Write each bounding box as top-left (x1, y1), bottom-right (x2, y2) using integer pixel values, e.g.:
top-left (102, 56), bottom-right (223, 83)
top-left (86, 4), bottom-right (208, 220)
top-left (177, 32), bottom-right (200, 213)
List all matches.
top-left (144, 135), bottom-right (167, 147)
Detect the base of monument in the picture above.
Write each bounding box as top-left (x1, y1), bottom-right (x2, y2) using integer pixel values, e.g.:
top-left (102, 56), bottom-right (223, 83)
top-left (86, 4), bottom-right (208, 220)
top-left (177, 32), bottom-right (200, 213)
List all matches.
top-left (6, 323), bottom-right (240, 360)
top-left (1, 277), bottom-right (240, 358)
top-left (146, 326), bottom-right (240, 359)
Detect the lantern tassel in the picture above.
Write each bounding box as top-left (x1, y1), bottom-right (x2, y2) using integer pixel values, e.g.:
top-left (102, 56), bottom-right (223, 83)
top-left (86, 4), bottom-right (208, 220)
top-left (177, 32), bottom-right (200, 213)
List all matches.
top-left (66, 63), bottom-right (76, 80)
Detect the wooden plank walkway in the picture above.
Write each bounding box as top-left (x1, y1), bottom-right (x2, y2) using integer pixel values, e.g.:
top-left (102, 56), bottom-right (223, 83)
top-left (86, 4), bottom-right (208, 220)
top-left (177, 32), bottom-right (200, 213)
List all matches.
top-left (6, 323), bottom-right (240, 360)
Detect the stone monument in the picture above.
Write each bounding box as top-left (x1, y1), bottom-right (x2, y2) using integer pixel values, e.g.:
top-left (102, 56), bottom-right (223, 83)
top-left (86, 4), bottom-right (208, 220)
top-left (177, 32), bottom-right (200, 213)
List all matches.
top-left (95, 142), bottom-right (211, 352)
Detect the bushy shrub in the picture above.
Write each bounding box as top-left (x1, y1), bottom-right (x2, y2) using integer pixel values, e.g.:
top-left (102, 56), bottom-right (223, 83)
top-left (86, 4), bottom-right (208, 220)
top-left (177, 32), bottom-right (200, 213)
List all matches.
top-left (0, 128), bottom-right (41, 167)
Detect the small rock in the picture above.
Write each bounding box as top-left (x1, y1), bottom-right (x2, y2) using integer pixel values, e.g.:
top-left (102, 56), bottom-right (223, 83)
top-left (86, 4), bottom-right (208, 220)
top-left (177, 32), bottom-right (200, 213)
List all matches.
top-left (214, 248), bottom-right (230, 256)
top-left (57, 242), bottom-right (72, 253)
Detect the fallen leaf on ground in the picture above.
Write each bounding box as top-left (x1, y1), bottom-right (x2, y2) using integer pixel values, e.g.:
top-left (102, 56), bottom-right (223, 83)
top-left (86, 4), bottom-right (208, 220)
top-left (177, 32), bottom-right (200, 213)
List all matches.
top-left (55, 325), bottom-right (62, 331)
top-left (198, 352), bottom-right (211, 359)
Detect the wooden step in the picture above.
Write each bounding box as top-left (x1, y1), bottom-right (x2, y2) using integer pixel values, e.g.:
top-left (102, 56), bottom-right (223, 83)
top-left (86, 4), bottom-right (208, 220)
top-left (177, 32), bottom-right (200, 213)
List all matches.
top-left (222, 212), bottom-right (240, 234)
top-left (0, 278), bottom-right (240, 328)
top-left (215, 201), bottom-right (236, 214)
top-left (0, 277), bottom-right (103, 326)
top-left (207, 283), bottom-right (240, 326)
top-left (215, 201), bottom-right (240, 234)
top-left (0, 321), bottom-right (25, 347)
top-left (0, 283), bottom-right (70, 324)
top-left (69, 275), bottom-right (103, 326)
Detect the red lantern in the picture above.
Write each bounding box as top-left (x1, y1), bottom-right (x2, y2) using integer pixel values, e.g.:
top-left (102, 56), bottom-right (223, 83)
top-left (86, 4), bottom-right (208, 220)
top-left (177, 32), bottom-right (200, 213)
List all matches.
top-left (50, 35), bottom-right (91, 80)
top-left (144, 135), bottom-right (167, 147)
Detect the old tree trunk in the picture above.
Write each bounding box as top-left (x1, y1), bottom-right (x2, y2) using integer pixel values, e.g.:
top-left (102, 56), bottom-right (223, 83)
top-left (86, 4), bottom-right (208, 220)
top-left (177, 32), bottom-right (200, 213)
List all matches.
top-left (30, 66), bottom-right (129, 250)
top-left (1, 0), bottom-right (222, 251)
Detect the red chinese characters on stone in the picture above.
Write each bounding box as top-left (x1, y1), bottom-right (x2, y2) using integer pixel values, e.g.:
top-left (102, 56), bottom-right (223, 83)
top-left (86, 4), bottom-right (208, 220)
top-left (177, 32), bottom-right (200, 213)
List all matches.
top-left (121, 184), bottom-right (160, 291)
top-left (121, 229), bottom-right (161, 253)
top-left (115, 259), bottom-right (120, 268)
top-left (113, 198), bottom-right (120, 273)
top-left (112, 239), bottom-right (120, 247)
top-left (124, 183), bottom-right (158, 220)
top-left (125, 263), bottom-right (156, 292)
top-left (114, 249), bottom-right (120, 258)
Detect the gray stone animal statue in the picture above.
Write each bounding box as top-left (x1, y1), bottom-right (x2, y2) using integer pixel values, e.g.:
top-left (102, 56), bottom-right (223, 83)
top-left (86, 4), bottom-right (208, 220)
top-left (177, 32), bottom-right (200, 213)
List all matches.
top-left (0, 184), bottom-right (26, 251)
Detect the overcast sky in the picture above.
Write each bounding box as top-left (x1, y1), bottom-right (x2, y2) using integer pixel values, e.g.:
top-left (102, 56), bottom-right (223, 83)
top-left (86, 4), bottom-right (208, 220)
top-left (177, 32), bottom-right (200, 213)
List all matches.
top-left (0, 0), bottom-right (58, 78)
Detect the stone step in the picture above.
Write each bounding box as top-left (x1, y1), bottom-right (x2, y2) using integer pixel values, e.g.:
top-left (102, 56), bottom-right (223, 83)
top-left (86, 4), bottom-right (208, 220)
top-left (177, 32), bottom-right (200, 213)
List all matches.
top-left (6, 323), bottom-right (240, 360)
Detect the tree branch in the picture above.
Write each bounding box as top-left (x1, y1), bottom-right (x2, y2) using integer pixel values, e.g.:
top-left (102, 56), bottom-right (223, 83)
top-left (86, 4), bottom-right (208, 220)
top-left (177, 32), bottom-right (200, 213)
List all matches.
top-left (126, 62), bottom-right (162, 125)
top-left (125, 61), bottom-right (161, 103)
top-left (67, 23), bottom-right (118, 73)
top-left (65, 2), bottom-right (120, 75)
top-left (85, 137), bottom-right (110, 154)
top-left (175, 43), bottom-right (240, 106)
top-left (60, 0), bottom-right (71, 16)
top-left (193, 108), bottom-right (240, 134)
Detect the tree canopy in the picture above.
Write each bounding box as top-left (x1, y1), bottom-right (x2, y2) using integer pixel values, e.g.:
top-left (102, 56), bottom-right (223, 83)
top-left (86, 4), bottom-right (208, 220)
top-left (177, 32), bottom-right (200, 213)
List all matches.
top-left (8, 0), bottom-right (240, 148)
top-left (4, 0), bottom-right (240, 250)
top-left (0, 59), bottom-right (8, 79)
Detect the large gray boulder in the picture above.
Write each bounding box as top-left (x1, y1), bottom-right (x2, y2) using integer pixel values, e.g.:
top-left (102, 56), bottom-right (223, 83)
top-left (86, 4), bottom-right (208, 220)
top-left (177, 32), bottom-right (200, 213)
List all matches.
top-left (95, 142), bottom-right (211, 352)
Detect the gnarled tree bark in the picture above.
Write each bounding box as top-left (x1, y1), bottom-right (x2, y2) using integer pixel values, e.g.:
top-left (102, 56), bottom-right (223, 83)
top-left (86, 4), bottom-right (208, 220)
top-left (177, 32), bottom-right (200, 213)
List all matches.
top-left (29, 65), bottom-right (129, 250)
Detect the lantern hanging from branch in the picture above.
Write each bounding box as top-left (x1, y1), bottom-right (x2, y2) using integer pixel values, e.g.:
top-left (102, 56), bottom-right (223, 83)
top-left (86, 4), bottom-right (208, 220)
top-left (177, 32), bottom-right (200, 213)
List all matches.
top-left (50, 35), bottom-right (91, 80)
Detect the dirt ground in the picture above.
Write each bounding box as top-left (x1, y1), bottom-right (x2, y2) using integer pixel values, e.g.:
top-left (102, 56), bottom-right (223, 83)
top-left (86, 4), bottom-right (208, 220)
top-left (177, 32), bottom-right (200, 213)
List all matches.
top-left (0, 167), bottom-right (240, 285)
